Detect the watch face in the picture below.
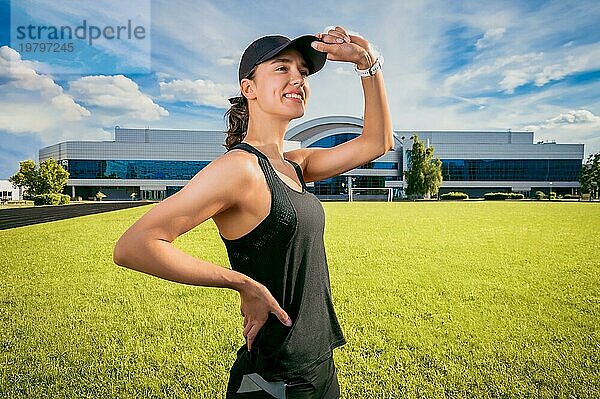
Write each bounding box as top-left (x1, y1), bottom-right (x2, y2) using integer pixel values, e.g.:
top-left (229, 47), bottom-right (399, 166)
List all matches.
top-left (369, 59), bottom-right (381, 75)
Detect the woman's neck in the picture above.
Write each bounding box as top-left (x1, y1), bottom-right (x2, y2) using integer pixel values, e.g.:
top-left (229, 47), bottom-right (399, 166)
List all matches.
top-left (244, 112), bottom-right (290, 161)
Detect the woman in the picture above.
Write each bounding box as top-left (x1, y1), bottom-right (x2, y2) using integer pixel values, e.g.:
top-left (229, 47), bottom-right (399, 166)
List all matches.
top-left (113, 26), bottom-right (392, 398)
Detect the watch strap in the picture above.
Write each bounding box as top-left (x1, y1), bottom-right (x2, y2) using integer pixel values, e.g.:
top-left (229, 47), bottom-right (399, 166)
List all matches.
top-left (354, 54), bottom-right (384, 77)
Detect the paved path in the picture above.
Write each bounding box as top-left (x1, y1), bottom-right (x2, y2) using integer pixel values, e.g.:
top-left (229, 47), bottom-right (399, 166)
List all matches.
top-left (0, 201), bottom-right (155, 230)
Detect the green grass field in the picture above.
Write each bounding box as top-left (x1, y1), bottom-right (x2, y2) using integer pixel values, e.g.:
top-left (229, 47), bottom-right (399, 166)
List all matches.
top-left (1, 202), bottom-right (599, 398)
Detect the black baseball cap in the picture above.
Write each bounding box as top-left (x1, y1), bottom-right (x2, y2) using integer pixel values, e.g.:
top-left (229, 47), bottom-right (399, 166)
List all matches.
top-left (228, 34), bottom-right (326, 104)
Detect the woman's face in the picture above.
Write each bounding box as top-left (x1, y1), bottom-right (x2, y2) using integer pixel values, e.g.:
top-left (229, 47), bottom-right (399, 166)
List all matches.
top-left (244, 48), bottom-right (311, 121)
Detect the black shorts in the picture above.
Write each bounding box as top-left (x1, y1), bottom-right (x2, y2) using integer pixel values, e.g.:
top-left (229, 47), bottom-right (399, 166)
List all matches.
top-left (226, 351), bottom-right (340, 399)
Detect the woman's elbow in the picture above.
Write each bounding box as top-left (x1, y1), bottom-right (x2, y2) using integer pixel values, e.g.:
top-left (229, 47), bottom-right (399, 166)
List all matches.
top-left (113, 238), bottom-right (127, 266)
top-left (113, 234), bottom-right (137, 267)
top-left (384, 129), bottom-right (395, 152)
top-left (380, 137), bottom-right (394, 155)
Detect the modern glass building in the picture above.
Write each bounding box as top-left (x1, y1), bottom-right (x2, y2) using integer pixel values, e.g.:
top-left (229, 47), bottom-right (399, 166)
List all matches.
top-left (38, 116), bottom-right (584, 200)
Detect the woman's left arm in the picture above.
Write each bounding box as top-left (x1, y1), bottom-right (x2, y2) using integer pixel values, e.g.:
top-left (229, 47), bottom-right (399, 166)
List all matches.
top-left (348, 31), bottom-right (394, 152)
top-left (292, 26), bottom-right (395, 183)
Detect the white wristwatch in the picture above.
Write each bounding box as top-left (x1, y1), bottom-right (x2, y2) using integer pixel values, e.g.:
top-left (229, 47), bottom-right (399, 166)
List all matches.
top-left (354, 54), bottom-right (384, 77)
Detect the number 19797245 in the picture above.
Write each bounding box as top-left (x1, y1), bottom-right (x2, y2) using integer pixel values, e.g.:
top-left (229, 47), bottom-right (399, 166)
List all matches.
top-left (18, 42), bottom-right (74, 53)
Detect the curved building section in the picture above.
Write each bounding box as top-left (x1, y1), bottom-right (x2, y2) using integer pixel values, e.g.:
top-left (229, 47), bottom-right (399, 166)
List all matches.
top-left (286, 116), bottom-right (403, 200)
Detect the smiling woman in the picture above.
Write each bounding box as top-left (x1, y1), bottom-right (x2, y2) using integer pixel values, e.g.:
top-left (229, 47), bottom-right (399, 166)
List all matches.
top-left (113, 26), bottom-right (393, 399)
top-left (223, 35), bottom-right (320, 151)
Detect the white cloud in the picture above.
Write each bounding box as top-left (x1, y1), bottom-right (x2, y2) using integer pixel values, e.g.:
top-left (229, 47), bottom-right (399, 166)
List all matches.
top-left (534, 55), bottom-right (587, 86)
top-left (499, 68), bottom-right (536, 93)
top-left (148, 1), bottom-right (255, 79)
top-left (0, 46), bottom-right (90, 134)
top-left (523, 109), bottom-right (600, 145)
top-left (475, 27), bottom-right (505, 49)
top-left (216, 57), bottom-right (237, 66)
top-left (444, 52), bottom-right (544, 90)
top-left (499, 55), bottom-right (588, 93)
top-left (544, 109), bottom-right (600, 127)
top-left (155, 72), bottom-right (173, 82)
top-left (69, 75), bottom-right (168, 121)
top-left (446, 51), bottom-right (590, 94)
top-left (159, 79), bottom-right (238, 108)
top-left (0, 46), bottom-right (170, 147)
top-left (216, 50), bottom-right (242, 67)
top-left (451, 95), bottom-right (489, 110)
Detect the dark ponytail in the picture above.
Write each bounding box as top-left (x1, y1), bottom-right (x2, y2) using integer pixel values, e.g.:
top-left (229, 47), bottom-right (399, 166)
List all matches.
top-left (223, 96), bottom-right (249, 151)
top-left (223, 69), bottom-right (255, 151)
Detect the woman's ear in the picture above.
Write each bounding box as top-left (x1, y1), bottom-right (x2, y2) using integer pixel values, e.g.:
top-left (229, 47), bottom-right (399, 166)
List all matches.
top-left (241, 78), bottom-right (257, 101)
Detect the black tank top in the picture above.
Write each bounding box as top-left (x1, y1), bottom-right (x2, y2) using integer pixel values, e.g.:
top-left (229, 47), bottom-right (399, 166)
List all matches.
top-left (220, 142), bottom-right (346, 380)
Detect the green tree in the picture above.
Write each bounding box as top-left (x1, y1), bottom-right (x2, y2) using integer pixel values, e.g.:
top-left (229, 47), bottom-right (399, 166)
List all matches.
top-left (8, 160), bottom-right (39, 199)
top-left (579, 153), bottom-right (599, 199)
top-left (38, 158), bottom-right (69, 194)
top-left (425, 157), bottom-right (443, 198)
top-left (9, 158), bottom-right (69, 199)
top-left (404, 134), bottom-right (443, 198)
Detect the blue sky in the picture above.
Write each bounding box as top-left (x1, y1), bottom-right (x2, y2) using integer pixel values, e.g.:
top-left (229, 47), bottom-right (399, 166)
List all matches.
top-left (1, 0), bottom-right (599, 178)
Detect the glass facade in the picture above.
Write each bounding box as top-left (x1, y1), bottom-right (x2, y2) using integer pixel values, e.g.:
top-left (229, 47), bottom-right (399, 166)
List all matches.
top-left (311, 175), bottom-right (347, 196)
top-left (357, 162), bottom-right (398, 170)
top-left (310, 175), bottom-right (401, 196)
top-left (166, 186), bottom-right (184, 196)
top-left (441, 159), bottom-right (582, 181)
top-left (310, 133), bottom-right (360, 147)
top-left (67, 160), bottom-right (210, 180)
top-left (59, 131), bottom-right (581, 201)
top-left (309, 133), bottom-right (398, 170)
top-left (306, 133), bottom-right (401, 196)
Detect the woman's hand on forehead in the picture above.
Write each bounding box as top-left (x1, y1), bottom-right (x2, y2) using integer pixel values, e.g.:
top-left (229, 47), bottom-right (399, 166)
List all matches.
top-left (311, 25), bottom-right (375, 68)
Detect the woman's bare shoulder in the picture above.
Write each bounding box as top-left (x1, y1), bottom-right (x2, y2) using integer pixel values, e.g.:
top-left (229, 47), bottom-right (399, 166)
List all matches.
top-left (211, 148), bottom-right (261, 179)
top-left (115, 149), bottom-right (261, 244)
top-left (183, 148), bottom-right (263, 200)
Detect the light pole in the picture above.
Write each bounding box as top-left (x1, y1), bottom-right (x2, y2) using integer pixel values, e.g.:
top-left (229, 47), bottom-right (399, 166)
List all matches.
top-left (549, 182), bottom-right (552, 201)
top-left (401, 136), bottom-right (407, 199)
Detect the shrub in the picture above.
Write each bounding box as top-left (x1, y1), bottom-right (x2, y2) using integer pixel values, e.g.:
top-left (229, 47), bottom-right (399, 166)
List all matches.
top-left (483, 192), bottom-right (524, 200)
top-left (535, 191), bottom-right (546, 200)
top-left (6, 200), bottom-right (34, 206)
top-left (32, 193), bottom-right (70, 205)
top-left (484, 192), bottom-right (509, 200)
top-left (33, 193), bottom-right (62, 205)
top-left (563, 194), bottom-right (580, 199)
top-left (440, 192), bottom-right (469, 200)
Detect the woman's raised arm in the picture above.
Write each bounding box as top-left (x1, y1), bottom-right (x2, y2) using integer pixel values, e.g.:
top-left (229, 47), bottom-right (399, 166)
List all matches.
top-left (290, 26), bottom-right (394, 183)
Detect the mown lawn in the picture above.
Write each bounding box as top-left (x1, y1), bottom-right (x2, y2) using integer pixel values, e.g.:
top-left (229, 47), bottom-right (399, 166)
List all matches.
top-left (1, 202), bottom-right (598, 398)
